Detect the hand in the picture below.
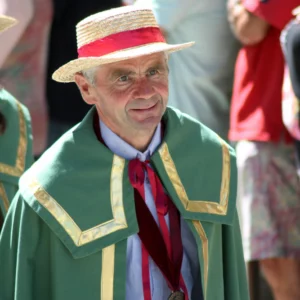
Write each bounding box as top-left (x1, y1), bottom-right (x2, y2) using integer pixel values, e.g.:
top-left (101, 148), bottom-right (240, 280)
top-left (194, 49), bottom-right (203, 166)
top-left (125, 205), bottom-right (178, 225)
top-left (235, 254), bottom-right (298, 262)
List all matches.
top-left (292, 6), bottom-right (300, 23)
top-left (227, 0), bottom-right (241, 12)
top-left (227, 0), bottom-right (269, 45)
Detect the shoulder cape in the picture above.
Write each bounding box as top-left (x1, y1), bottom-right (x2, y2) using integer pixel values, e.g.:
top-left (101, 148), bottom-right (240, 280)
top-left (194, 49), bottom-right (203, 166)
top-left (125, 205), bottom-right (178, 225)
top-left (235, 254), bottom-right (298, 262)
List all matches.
top-left (19, 106), bottom-right (237, 259)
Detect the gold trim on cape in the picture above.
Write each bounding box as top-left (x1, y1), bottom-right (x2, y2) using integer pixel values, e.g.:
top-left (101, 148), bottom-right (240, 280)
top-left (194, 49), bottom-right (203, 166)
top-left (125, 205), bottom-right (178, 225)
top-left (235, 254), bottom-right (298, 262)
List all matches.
top-left (158, 139), bottom-right (230, 215)
top-left (0, 182), bottom-right (10, 212)
top-left (101, 244), bottom-right (115, 300)
top-left (0, 100), bottom-right (27, 177)
top-left (192, 220), bottom-right (208, 299)
top-left (27, 155), bottom-right (128, 246)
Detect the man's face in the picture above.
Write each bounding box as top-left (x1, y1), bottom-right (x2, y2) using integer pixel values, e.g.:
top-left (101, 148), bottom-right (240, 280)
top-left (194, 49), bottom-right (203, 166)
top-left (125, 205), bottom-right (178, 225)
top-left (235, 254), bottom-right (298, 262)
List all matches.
top-left (77, 52), bottom-right (169, 141)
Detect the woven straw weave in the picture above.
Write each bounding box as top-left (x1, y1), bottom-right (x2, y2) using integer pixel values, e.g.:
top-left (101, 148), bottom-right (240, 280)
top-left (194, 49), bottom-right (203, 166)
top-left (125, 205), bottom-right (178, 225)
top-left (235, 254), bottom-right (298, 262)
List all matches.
top-left (77, 8), bottom-right (158, 48)
top-left (0, 15), bottom-right (17, 33)
top-left (52, 6), bottom-right (194, 83)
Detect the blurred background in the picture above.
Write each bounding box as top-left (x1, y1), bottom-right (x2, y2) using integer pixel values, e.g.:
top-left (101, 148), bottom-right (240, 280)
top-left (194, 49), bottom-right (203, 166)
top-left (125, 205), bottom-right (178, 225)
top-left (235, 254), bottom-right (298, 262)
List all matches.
top-left (1, 1), bottom-right (300, 299)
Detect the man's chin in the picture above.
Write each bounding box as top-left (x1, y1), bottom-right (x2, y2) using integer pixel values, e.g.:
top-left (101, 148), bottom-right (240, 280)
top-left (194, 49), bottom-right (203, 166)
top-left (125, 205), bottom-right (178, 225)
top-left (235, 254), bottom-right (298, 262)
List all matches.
top-left (131, 115), bottom-right (162, 129)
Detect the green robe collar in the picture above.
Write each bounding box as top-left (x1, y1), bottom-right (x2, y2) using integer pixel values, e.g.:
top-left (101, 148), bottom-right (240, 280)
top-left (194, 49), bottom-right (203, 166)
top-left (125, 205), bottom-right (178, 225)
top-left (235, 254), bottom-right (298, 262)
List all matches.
top-left (0, 89), bottom-right (32, 185)
top-left (20, 106), bottom-right (237, 258)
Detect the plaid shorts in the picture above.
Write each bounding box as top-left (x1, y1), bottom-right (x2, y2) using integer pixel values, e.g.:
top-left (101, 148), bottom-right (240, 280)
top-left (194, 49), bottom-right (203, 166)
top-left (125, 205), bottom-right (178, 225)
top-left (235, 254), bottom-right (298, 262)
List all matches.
top-left (236, 140), bottom-right (300, 261)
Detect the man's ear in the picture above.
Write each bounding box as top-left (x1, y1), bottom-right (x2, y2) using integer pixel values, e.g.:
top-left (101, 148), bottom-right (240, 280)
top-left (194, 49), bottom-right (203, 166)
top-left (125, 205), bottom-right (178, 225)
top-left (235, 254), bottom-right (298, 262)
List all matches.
top-left (74, 73), bottom-right (96, 105)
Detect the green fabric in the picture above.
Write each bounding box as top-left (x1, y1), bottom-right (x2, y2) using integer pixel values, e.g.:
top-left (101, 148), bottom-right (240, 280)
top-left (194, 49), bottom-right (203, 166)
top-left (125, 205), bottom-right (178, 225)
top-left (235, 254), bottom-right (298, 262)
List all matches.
top-left (0, 195), bottom-right (111, 300)
top-left (0, 89), bottom-right (33, 219)
top-left (152, 108), bottom-right (237, 224)
top-left (0, 183), bottom-right (17, 218)
top-left (187, 211), bottom-right (249, 300)
top-left (0, 106), bottom-right (249, 300)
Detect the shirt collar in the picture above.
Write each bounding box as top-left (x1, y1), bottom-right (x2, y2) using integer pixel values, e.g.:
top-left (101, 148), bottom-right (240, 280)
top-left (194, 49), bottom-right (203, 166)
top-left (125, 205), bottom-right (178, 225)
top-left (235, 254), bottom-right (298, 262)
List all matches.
top-left (99, 120), bottom-right (162, 162)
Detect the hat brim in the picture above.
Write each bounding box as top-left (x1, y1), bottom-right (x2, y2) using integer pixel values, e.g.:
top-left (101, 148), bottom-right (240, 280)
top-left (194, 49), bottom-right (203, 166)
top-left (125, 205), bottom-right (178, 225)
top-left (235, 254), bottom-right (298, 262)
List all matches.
top-left (52, 41), bottom-right (194, 83)
top-left (0, 15), bottom-right (17, 33)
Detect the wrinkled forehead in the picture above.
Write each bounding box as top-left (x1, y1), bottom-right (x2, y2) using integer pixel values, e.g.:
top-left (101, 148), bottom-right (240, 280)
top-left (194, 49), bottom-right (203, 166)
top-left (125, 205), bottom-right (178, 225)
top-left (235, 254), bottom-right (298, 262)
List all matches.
top-left (81, 52), bottom-right (169, 82)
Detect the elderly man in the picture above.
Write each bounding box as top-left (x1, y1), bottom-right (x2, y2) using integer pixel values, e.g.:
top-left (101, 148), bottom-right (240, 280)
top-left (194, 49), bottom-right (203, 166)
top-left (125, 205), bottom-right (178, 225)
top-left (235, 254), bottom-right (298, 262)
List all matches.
top-left (0, 15), bottom-right (33, 230)
top-left (0, 6), bottom-right (249, 300)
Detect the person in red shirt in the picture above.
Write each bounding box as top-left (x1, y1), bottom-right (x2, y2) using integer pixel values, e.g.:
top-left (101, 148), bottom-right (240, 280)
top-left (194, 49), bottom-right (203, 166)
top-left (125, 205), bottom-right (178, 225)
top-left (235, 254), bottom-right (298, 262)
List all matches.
top-left (228, 1), bottom-right (300, 299)
top-left (281, 7), bottom-right (300, 184)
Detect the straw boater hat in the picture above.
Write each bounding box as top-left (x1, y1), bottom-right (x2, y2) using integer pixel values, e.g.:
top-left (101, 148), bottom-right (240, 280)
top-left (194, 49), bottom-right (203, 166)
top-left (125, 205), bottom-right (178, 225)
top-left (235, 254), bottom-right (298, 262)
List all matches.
top-left (52, 6), bottom-right (194, 83)
top-left (0, 15), bottom-right (17, 33)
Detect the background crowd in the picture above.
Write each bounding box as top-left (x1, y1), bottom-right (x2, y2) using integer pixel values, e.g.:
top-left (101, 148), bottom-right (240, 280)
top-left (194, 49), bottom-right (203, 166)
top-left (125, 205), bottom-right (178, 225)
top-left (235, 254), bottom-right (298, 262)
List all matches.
top-left (1, 0), bottom-right (300, 299)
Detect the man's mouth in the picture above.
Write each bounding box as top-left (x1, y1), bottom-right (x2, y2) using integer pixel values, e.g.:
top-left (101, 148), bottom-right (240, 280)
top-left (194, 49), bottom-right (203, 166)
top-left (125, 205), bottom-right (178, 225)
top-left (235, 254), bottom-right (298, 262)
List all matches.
top-left (132, 102), bottom-right (158, 112)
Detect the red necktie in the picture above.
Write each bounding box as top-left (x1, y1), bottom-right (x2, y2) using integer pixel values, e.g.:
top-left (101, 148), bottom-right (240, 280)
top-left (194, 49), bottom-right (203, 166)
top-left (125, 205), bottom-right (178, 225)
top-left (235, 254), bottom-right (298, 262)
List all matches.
top-left (92, 113), bottom-right (188, 299)
top-left (128, 159), bottom-right (188, 299)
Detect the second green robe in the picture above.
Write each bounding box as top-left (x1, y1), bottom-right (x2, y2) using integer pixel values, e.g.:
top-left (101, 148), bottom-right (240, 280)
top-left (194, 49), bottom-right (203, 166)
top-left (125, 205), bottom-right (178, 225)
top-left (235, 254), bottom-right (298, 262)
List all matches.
top-left (0, 88), bottom-right (33, 221)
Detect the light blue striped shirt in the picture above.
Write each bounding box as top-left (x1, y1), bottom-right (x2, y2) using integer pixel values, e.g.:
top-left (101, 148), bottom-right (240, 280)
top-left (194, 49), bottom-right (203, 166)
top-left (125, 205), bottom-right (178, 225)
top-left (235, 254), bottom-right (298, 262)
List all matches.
top-left (100, 120), bottom-right (203, 299)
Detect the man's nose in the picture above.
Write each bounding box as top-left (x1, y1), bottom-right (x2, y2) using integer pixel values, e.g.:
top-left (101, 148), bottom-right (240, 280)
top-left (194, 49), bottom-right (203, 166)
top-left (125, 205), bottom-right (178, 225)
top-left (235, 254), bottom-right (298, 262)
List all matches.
top-left (133, 77), bottom-right (156, 99)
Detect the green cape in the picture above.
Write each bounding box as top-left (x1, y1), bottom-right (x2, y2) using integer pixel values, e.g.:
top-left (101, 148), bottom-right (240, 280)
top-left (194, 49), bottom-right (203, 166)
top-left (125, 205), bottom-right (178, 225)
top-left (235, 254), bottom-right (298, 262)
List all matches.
top-left (0, 107), bottom-right (249, 300)
top-left (0, 88), bottom-right (33, 219)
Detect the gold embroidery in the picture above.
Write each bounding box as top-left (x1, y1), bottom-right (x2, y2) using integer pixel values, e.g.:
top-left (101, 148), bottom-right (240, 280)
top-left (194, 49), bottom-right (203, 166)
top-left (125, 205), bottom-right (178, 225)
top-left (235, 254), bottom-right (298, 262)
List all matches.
top-left (0, 100), bottom-right (27, 177)
top-left (219, 139), bottom-right (230, 208)
top-left (0, 182), bottom-right (10, 212)
top-left (158, 139), bottom-right (230, 215)
top-left (101, 244), bottom-right (115, 300)
top-left (27, 155), bottom-right (128, 246)
top-left (192, 220), bottom-right (208, 299)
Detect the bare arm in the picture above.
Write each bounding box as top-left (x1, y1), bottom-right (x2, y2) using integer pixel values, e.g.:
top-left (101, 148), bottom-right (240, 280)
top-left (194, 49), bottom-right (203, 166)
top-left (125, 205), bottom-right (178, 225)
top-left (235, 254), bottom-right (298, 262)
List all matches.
top-left (227, 0), bottom-right (269, 45)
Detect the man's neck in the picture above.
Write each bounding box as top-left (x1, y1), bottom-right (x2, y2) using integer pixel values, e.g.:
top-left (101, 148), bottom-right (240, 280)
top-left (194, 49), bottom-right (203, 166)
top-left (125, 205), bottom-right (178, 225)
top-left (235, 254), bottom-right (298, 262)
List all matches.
top-left (102, 122), bottom-right (158, 152)
top-left (119, 131), bottom-right (156, 152)
top-left (97, 117), bottom-right (162, 161)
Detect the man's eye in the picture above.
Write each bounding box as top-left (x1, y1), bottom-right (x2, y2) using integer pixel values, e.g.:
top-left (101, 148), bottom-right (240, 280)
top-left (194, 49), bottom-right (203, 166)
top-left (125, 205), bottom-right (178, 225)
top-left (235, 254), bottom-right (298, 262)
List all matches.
top-left (149, 69), bottom-right (158, 76)
top-left (119, 75), bottom-right (129, 82)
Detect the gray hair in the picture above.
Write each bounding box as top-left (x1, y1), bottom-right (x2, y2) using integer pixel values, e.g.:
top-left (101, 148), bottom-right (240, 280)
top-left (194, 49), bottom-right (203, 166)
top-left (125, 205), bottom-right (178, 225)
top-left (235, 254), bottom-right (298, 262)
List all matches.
top-left (81, 66), bottom-right (100, 86)
top-left (81, 52), bottom-right (169, 85)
